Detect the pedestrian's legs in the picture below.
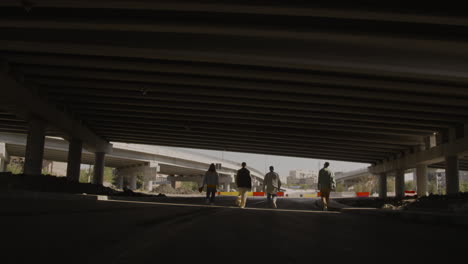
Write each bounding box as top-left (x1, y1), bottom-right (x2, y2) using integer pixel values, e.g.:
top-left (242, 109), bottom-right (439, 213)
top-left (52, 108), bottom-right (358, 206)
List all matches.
top-left (205, 189), bottom-right (210, 203)
top-left (239, 188), bottom-right (248, 208)
top-left (236, 189), bottom-right (242, 206)
top-left (320, 188), bottom-right (330, 210)
top-left (267, 193), bottom-right (272, 207)
top-left (272, 193), bottom-right (278, 208)
top-left (210, 189), bottom-right (216, 204)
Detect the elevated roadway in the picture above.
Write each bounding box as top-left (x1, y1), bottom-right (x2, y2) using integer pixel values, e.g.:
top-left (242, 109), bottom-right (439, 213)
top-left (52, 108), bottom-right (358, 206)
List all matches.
top-left (0, 1), bottom-right (467, 197)
top-left (0, 132), bottom-right (264, 190)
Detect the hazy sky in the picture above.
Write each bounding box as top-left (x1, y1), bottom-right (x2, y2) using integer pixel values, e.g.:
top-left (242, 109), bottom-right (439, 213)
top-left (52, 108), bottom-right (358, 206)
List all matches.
top-left (170, 146), bottom-right (369, 180)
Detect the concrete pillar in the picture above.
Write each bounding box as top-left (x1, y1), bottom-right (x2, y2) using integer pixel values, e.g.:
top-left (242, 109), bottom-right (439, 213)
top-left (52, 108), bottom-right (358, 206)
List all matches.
top-left (92, 152), bottom-right (105, 185)
top-left (145, 180), bottom-right (153, 192)
top-left (0, 158), bottom-right (6, 172)
top-left (416, 165), bottom-right (428, 197)
top-left (445, 155), bottom-right (459, 195)
top-left (66, 138), bottom-right (82, 182)
top-left (378, 173), bottom-right (387, 199)
top-left (23, 118), bottom-right (46, 175)
top-left (226, 182), bottom-right (230, 192)
top-left (395, 170), bottom-right (405, 199)
top-left (0, 142), bottom-right (8, 172)
top-left (171, 180), bottom-right (176, 189)
top-left (129, 175), bottom-right (137, 190)
top-left (117, 174), bottom-right (124, 189)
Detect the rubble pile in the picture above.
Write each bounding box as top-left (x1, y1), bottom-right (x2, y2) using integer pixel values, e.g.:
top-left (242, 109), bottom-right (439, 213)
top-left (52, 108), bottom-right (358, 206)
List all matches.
top-left (0, 172), bottom-right (165, 197)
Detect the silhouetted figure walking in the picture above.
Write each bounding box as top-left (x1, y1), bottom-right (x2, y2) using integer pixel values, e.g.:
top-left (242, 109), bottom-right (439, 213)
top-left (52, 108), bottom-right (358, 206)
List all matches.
top-left (263, 166), bottom-right (281, 208)
top-left (200, 163), bottom-right (219, 205)
top-left (235, 162), bottom-right (252, 208)
top-left (318, 162), bottom-right (336, 211)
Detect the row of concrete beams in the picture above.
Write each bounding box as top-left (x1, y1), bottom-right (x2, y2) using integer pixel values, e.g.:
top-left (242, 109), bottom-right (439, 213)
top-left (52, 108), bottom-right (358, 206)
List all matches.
top-left (2, 2), bottom-right (468, 166)
top-left (370, 127), bottom-right (468, 197)
top-left (0, 0), bottom-right (466, 25)
top-left (0, 63), bottom-right (112, 184)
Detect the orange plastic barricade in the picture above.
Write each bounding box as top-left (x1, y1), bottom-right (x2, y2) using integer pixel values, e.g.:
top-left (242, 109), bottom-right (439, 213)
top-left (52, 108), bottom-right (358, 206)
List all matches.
top-left (405, 190), bottom-right (416, 194)
top-left (276, 192), bottom-right (284, 197)
top-left (253, 192), bottom-right (265, 196)
top-left (356, 192), bottom-right (370, 197)
top-left (317, 192), bottom-right (321, 197)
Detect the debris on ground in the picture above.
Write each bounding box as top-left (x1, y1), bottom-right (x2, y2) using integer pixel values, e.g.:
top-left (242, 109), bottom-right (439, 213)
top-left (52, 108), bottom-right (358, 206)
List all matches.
top-left (335, 193), bottom-right (468, 214)
top-left (0, 172), bottom-right (165, 198)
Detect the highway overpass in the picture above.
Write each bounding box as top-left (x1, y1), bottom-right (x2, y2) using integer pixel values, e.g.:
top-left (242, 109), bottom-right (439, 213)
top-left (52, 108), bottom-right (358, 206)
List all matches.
top-left (1, 1), bottom-right (468, 198)
top-left (0, 132), bottom-right (264, 191)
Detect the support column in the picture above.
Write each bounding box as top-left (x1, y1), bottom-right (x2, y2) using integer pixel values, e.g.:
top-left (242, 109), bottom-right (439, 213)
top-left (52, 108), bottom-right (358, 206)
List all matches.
top-left (395, 170), bottom-right (405, 199)
top-left (378, 173), bottom-right (387, 199)
top-left (445, 155), bottom-right (459, 195)
top-left (66, 138), bottom-right (82, 182)
top-left (0, 142), bottom-right (9, 172)
top-left (144, 180), bottom-right (153, 192)
top-left (23, 118), bottom-right (46, 175)
top-left (117, 174), bottom-right (124, 189)
top-left (416, 165), bottom-right (428, 197)
top-left (226, 182), bottom-right (231, 192)
top-left (92, 152), bottom-right (105, 185)
top-left (129, 175), bottom-right (137, 190)
top-left (0, 158), bottom-right (5, 172)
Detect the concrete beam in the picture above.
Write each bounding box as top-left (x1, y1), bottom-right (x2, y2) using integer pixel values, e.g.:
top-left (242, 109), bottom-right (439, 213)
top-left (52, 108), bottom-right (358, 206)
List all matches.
top-left (7, 19), bottom-right (468, 53)
top-left (26, 67), bottom-right (468, 112)
top-left (0, 1), bottom-right (466, 26)
top-left (51, 98), bottom-right (452, 128)
top-left (77, 112), bottom-right (428, 138)
top-left (0, 65), bottom-right (112, 153)
top-left (369, 136), bottom-right (468, 174)
top-left (77, 116), bottom-right (425, 145)
top-left (3, 39), bottom-right (468, 86)
top-left (9, 54), bottom-right (468, 95)
top-left (18, 66), bottom-right (468, 107)
top-left (47, 92), bottom-right (467, 123)
top-left (109, 136), bottom-right (375, 164)
top-left (107, 132), bottom-right (389, 159)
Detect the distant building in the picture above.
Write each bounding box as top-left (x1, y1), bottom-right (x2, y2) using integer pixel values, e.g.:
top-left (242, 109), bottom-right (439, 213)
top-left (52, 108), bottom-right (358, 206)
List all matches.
top-left (287, 169), bottom-right (317, 185)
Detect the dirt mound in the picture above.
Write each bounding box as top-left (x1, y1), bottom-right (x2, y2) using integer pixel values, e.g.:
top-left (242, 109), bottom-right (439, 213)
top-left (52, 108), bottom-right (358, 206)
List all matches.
top-left (0, 172), bottom-right (165, 197)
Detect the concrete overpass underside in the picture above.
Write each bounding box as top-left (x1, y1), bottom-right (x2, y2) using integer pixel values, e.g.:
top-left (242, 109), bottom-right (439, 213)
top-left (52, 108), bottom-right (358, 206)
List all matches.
top-left (1, 1), bottom-right (468, 195)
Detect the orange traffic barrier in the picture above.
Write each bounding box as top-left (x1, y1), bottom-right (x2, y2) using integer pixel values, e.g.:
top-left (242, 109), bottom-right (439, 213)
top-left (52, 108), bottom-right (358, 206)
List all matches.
top-left (277, 192), bottom-right (284, 197)
top-left (356, 192), bottom-right (370, 197)
top-left (317, 192), bottom-right (321, 197)
top-left (253, 192), bottom-right (265, 196)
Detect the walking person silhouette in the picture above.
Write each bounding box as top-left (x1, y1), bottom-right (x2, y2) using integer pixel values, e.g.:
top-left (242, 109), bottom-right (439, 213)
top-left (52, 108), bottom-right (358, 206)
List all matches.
top-left (235, 162), bottom-right (252, 208)
top-left (263, 166), bottom-right (281, 208)
top-left (317, 162), bottom-right (336, 211)
top-left (199, 163), bottom-right (219, 205)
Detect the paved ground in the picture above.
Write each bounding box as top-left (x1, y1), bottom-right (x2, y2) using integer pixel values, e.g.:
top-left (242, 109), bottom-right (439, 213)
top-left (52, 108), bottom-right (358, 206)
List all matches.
top-left (1, 194), bottom-right (467, 263)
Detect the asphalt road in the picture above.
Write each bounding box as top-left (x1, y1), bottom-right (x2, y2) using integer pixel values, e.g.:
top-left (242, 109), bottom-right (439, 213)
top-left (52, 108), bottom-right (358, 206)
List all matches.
top-left (1, 196), bottom-right (466, 263)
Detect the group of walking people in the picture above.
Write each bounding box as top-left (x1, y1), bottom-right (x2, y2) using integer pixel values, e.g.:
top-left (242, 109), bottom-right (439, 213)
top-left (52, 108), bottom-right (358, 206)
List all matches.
top-left (199, 161), bottom-right (335, 210)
